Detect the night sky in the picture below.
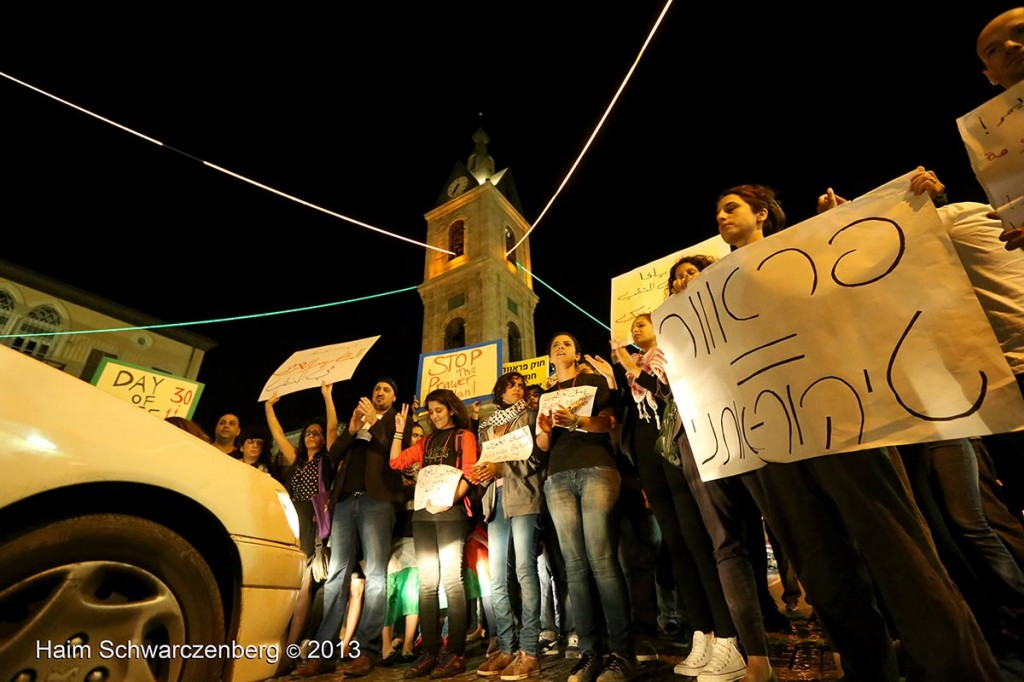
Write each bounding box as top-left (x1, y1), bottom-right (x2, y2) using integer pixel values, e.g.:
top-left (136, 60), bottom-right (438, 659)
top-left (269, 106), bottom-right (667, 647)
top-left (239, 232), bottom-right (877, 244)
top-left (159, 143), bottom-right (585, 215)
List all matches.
top-left (2, 4), bottom-right (1010, 433)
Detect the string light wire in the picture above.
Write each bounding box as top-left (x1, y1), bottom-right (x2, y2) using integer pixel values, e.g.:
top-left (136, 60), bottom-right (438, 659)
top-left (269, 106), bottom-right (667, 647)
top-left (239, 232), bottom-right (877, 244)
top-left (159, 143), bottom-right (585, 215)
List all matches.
top-left (516, 263), bottom-right (610, 332)
top-left (507, 0), bottom-right (674, 256)
top-left (0, 286), bottom-right (419, 339)
top-left (0, 70), bottom-right (453, 255)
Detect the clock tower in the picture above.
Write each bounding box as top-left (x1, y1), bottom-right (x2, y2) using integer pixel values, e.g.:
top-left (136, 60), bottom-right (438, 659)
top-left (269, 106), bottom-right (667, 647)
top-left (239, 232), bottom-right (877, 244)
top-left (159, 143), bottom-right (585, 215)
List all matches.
top-left (419, 125), bottom-right (538, 364)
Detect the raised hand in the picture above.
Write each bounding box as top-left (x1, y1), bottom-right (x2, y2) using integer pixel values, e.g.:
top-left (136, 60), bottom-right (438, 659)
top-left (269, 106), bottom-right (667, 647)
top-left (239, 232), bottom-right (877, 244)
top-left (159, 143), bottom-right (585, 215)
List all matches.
top-left (394, 403), bottom-right (409, 433)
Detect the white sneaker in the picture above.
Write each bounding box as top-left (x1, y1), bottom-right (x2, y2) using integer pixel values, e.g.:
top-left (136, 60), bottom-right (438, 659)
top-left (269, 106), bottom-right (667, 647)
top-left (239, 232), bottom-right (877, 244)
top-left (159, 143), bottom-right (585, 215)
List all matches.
top-left (695, 637), bottom-right (746, 682)
top-left (673, 631), bottom-right (714, 676)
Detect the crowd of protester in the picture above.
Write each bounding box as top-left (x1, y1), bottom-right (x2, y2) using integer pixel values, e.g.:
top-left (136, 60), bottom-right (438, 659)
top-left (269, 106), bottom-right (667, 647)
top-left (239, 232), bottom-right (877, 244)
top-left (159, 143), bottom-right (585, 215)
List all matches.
top-left (174, 10), bottom-right (1024, 682)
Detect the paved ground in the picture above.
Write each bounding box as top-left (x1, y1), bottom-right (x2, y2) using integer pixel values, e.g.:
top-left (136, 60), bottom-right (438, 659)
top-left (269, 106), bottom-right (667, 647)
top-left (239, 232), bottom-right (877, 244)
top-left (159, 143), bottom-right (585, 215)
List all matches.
top-left (273, 578), bottom-right (1024, 682)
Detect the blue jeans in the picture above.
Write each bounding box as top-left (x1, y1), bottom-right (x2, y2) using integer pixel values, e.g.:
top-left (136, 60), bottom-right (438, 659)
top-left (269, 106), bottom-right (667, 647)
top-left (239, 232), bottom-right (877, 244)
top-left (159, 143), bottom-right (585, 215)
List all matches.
top-left (544, 467), bottom-right (632, 657)
top-left (314, 494), bottom-right (395, 657)
top-left (488, 488), bottom-right (541, 655)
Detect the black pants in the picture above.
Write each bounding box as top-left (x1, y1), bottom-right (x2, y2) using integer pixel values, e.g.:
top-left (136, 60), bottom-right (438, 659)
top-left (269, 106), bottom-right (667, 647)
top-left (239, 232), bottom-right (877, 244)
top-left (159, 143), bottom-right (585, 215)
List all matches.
top-left (414, 518), bottom-right (468, 655)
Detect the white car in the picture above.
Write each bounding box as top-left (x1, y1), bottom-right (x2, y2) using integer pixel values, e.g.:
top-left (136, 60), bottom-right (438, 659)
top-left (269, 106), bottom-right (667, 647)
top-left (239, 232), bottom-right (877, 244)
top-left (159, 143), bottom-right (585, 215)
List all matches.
top-left (0, 345), bottom-right (305, 681)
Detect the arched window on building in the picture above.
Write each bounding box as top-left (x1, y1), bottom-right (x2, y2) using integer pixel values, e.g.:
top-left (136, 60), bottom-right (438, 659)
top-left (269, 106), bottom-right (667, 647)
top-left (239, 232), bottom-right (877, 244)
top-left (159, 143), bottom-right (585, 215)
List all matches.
top-left (0, 290), bottom-right (15, 335)
top-left (507, 322), bottom-right (522, 363)
top-left (505, 227), bottom-right (516, 264)
top-left (9, 304), bottom-right (62, 361)
top-left (448, 220), bottom-right (465, 260)
top-left (444, 318), bottom-right (466, 350)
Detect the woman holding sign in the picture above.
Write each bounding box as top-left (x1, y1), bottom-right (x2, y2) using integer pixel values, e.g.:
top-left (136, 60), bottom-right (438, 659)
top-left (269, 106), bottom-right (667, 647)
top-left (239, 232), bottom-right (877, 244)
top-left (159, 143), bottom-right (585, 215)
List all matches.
top-left (714, 184), bottom-right (999, 681)
top-left (471, 371), bottom-right (546, 680)
top-left (390, 389), bottom-right (479, 679)
top-left (536, 333), bottom-right (635, 682)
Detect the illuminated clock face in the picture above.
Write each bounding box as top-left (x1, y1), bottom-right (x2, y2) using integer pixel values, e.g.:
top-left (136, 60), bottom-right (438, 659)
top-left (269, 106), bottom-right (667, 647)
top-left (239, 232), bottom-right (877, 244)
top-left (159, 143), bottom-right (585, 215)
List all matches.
top-left (447, 176), bottom-right (470, 197)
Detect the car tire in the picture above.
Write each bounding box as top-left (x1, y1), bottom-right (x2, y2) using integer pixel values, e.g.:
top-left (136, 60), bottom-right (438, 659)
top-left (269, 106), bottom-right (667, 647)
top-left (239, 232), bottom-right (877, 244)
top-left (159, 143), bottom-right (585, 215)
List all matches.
top-left (0, 513), bottom-right (226, 682)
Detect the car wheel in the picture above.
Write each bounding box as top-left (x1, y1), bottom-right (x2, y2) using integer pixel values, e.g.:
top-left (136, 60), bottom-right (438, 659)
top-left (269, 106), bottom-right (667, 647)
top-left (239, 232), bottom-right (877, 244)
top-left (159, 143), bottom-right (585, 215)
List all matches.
top-left (0, 513), bottom-right (226, 682)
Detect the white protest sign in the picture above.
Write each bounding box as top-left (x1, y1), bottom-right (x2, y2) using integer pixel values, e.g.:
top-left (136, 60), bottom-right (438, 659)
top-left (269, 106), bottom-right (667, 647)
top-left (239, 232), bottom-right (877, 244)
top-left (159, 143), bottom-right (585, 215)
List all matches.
top-left (654, 172), bottom-right (1024, 482)
top-left (611, 235), bottom-right (731, 343)
top-left (957, 79), bottom-right (1024, 229)
top-left (260, 337), bottom-right (380, 401)
top-left (413, 464), bottom-right (464, 511)
top-left (537, 385), bottom-right (597, 430)
top-left (480, 426), bottom-right (534, 462)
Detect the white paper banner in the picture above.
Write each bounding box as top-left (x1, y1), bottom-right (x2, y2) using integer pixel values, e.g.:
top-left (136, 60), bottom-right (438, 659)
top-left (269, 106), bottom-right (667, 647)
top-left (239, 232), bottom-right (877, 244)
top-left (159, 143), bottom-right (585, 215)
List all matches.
top-left (957, 79), bottom-right (1024, 229)
top-left (259, 337), bottom-right (380, 401)
top-left (537, 385), bottom-right (597, 430)
top-left (480, 425), bottom-right (534, 462)
top-left (654, 172), bottom-right (1024, 481)
top-left (413, 464), bottom-right (464, 511)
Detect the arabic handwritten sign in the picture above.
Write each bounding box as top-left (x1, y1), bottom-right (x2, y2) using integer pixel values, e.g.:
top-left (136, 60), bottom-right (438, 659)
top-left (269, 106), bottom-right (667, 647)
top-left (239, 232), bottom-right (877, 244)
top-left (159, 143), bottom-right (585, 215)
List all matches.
top-left (654, 172), bottom-right (1024, 482)
top-left (259, 336), bottom-right (380, 401)
top-left (537, 385), bottom-right (597, 430)
top-left (957, 79), bottom-right (1024, 229)
top-left (413, 464), bottom-right (464, 510)
top-left (417, 340), bottom-right (501, 405)
top-left (91, 358), bottom-right (204, 419)
top-left (502, 355), bottom-right (549, 386)
top-left (611, 236), bottom-right (731, 344)
top-left (480, 426), bottom-right (534, 462)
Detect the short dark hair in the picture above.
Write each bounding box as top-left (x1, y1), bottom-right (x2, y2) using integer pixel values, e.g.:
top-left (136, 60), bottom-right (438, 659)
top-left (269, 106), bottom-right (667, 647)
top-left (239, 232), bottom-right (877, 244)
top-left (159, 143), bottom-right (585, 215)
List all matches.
top-left (492, 371), bottom-right (526, 407)
top-left (547, 331), bottom-right (582, 356)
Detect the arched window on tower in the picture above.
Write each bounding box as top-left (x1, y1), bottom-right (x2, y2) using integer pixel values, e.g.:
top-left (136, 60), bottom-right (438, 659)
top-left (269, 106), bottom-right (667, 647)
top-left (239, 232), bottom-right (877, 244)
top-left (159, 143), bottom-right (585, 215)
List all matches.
top-left (9, 304), bottom-right (62, 361)
top-left (444, 318), bottom-right (466, 350)
top-left (505, 227), bottom-right (516, 264)
top-left (507, 322), bottom-right (522, 362)
top-left (449, 220), bottom-right (465, 260)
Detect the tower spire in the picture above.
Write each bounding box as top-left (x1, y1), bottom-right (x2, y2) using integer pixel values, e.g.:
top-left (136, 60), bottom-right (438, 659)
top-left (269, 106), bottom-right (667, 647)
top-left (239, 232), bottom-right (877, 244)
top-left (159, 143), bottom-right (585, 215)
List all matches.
top-left (466, 113), bottom-right (495, 184)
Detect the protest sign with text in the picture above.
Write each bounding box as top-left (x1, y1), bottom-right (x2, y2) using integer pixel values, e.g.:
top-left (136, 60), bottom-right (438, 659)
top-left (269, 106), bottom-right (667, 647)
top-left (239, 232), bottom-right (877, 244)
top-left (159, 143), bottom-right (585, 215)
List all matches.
top-left (655, 172), bottom-right (1024, 481)
top-left (957, 79), bottom-right (1024, 228)
top-left (611, 235), bottom-right (731, 343)
top-left (259, 336), bottom-right (379, 401)
top-left (417, 340), bottom-right (501, 405)
top-left (91, 358), bottom-right (204, 419)
top-left (480, 426), bottom-right (534, 462)
top-left (502, 355), bottom-right (549, 386)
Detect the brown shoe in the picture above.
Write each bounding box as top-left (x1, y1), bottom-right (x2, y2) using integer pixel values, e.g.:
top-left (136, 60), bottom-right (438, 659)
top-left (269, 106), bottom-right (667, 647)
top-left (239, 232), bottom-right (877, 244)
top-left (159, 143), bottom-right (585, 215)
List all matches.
top-left (477, 651), bottom-right (516, 677)
top-left (292, 657), bottom-right (337, 677)
top-left (500, 651), bottom-right (541, 680)
top-left (341, 654), bottom-right (376, 677)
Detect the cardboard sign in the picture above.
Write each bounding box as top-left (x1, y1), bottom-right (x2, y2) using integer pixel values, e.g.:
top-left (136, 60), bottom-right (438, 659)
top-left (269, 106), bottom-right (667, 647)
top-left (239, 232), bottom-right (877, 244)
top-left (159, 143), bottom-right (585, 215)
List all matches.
top-left (260, 336), bottom-right (379, 401)
top-left (91, 358), bottom-right (204, 419)
top-left (957, 79), bottom-right (1024, 229)
top-left (611, 235), bottom-right (731, 344)
top-left (502, 355), bottom-right (550, 386)
top-left (480, 425), bottom-right (534, 462)
top-left (654, 172), bottom-right (1024, 481)
top-left (417, 340), bottom-right (501, 404)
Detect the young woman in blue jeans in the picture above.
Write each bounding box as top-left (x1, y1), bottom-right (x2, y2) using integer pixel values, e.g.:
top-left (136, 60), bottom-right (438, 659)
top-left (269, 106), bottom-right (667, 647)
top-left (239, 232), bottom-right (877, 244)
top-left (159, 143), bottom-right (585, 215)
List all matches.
top-left (472, 371), bottom-right (546, 680)
top-left (536, 333), bottom-right (633, 682)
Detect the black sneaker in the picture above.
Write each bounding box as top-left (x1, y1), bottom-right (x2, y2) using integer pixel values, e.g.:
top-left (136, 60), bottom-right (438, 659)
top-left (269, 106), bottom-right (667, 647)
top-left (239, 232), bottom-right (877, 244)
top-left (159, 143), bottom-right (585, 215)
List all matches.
top-left (596, 653), bottom-right (637, 682)
top-left (431, 652), bottom-right (467, 679)
top-left (567, 652), bottom-right (601, 682)
top-left (405, 651), bottom-right (439, 679)
top-left (538, 633), bottom-right (560, 657)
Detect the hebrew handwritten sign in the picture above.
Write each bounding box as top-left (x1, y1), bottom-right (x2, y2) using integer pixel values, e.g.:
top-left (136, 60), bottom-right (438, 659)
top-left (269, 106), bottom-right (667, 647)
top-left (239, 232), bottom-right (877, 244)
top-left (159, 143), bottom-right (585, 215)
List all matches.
top-left (537, 385), bottom-right (597, 430)
top-left (91, 358), bottom-right (204, 419)
top-left (417, 340), bottom-right (501, 405)
top-left (654, 172), bottom-right (1024, 481)
top-left (503, 355), bottom-right (550, 386)
top-left (480, 426), bottom-right (534, 462)
top-left (611, 235), bottom-right (731, 343)
top-left (413, 464), bottom-right (464, 510)
top-left (957, 79), bottom-right (1024, 229)
top-left (259, 337), bottom-right (380, 401)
